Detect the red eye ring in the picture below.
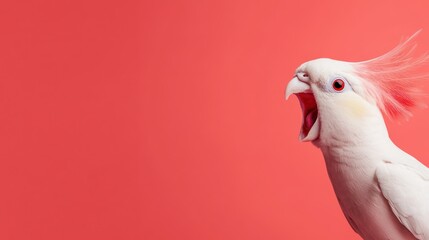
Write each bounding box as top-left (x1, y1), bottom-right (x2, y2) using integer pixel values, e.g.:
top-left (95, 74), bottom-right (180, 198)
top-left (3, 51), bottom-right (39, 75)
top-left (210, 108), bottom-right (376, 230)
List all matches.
top-left (332, 79), bottom-right (345, 91)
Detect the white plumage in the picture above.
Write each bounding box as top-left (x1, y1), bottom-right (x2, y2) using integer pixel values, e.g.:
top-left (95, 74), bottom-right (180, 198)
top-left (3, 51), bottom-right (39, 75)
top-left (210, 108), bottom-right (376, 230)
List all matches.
top-left (286, 33), bottom-right (429, 240)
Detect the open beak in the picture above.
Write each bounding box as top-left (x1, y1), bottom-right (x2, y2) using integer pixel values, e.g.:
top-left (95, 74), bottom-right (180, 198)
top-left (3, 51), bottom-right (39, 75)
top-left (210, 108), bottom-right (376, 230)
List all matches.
top-left (286, 77), bottom-right (320, 142)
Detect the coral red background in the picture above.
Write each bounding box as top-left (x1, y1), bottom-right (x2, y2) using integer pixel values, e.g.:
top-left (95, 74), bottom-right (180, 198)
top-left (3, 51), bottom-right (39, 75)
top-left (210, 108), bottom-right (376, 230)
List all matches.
top-left (1, 0), bottom-right (429, 239)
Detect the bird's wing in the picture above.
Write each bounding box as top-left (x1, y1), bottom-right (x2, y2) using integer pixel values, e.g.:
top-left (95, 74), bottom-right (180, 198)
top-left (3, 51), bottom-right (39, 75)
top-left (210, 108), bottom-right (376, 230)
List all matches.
top-left (376, 161), bottom-right (429, 239)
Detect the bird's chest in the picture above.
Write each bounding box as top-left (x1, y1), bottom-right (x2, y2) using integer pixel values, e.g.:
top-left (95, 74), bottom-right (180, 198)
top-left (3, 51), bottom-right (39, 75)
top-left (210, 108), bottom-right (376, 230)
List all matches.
top-left (323, 152), bottom-right (415, 240)
top-left (325, 156), bottom-right (379, 220)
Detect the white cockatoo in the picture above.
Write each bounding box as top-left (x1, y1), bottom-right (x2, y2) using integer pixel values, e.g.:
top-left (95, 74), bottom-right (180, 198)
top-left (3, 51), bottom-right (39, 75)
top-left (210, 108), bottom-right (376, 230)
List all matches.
top-left (286, 32), bottom-right (429, 240)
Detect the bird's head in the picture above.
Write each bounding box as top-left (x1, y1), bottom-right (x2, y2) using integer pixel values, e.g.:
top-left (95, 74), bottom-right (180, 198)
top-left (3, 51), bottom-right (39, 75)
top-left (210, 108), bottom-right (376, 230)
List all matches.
top-left (286, 32), bottom-right (428, 144)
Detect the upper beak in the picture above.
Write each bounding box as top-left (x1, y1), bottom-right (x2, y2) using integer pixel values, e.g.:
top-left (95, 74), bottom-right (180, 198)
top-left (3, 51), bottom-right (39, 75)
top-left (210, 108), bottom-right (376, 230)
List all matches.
top-left (285, 77), bottom-right (311, 99)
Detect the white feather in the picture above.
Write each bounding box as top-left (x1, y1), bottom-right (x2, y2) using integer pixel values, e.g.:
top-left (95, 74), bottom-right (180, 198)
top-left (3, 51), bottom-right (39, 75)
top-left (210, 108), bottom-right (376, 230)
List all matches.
top-left (376, 156), bottom-right (429, 239)
top-left (288, 52), bottom-right (429, 240)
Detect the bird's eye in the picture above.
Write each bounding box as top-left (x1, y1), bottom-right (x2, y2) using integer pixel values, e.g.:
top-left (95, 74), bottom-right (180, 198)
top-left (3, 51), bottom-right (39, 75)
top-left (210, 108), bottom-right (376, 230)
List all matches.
top-left (332, 79), bottom-right (345, 91)
top-left (326, 76), bottom-right (351, 93)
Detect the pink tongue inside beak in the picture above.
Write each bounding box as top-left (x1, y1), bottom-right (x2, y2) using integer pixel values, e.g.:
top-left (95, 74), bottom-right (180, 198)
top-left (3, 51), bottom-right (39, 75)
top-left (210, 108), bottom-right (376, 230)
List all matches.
top-left (305, 109), bottom-right (317, 128)
top-left (304, 109), bottom-right (318, 134)
top-left (296, 93), bottom-right (318, 137)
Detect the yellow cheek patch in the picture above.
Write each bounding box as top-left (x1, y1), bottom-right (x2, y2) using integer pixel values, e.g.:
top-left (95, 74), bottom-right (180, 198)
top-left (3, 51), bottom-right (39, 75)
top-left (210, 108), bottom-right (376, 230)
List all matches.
top-left (340, 95), bottom-right (369, 118)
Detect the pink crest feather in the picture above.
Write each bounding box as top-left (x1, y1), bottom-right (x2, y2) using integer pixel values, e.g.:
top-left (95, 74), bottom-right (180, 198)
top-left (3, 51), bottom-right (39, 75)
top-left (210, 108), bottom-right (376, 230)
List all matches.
top-left (355, 30), bottom-right (429, 119)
